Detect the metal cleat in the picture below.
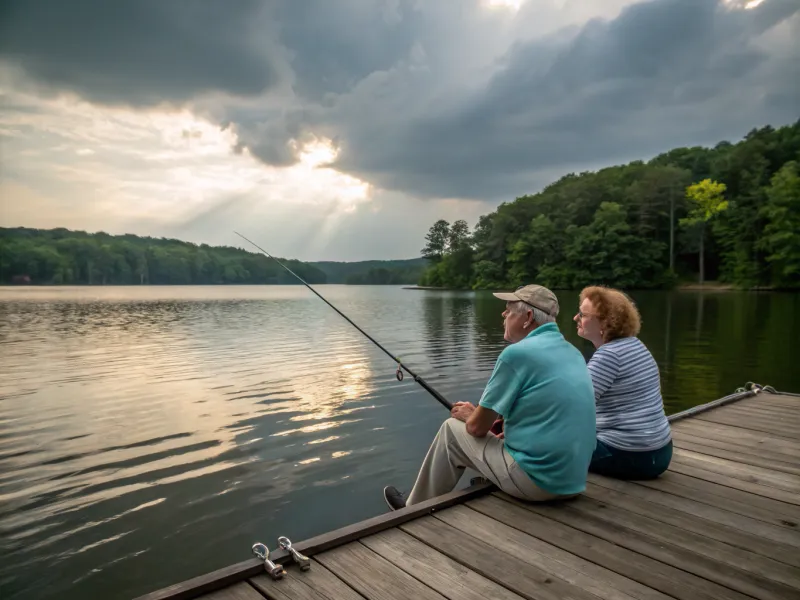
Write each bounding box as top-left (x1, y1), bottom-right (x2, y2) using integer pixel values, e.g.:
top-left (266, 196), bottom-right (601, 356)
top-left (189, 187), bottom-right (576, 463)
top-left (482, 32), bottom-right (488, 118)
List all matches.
top-left (252, 542), bottom-right (285, 580)
top-left (278, 536), bottom-right (311, 571)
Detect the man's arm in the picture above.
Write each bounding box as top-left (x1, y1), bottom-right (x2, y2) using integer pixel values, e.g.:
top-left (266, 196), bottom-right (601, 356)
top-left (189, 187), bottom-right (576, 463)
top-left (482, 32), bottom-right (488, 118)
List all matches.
top-left (467, 405), bottom-right (499, 437)
top-left (450, 402), bottom-right (498, 438)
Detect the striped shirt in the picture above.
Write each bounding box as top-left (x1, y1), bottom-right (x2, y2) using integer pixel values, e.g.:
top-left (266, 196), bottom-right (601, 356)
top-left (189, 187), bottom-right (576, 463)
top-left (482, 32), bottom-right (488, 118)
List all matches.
top-left (587, 337), bottom-right (671, 452)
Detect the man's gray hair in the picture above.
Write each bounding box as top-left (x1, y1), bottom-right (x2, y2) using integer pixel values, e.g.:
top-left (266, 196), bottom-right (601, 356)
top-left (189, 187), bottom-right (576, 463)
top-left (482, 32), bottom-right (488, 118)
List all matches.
top-left (509, 300), bottom-right (556, 324)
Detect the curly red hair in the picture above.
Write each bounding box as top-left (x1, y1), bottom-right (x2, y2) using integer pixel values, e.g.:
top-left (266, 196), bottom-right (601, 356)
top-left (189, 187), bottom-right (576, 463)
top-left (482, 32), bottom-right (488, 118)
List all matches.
top-left (579, 286), bottom-right (641, 342)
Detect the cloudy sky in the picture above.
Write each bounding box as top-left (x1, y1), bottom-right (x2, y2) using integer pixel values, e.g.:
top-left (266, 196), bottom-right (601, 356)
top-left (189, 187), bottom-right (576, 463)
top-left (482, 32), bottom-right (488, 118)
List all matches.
top-left (0, 0), bottom-right (797, 261)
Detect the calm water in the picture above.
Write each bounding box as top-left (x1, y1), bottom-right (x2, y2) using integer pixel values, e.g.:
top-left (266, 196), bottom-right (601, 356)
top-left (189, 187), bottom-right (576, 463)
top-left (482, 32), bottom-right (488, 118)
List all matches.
top-left (0, 285), bottom-right (798, 600)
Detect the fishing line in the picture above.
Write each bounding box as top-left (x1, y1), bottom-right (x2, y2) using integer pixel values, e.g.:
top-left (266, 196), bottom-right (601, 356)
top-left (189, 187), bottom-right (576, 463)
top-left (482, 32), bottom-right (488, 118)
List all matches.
top-left (234, 231), bottom-right (453, 410)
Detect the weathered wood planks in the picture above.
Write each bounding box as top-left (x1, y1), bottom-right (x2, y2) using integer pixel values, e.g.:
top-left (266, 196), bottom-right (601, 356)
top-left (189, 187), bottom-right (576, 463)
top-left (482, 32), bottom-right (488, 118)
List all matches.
top-left (140, 392), bottom-right (800, 600)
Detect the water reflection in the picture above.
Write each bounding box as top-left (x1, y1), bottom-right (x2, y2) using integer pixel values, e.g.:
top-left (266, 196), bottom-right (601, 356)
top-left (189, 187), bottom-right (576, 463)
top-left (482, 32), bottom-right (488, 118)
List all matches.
top-left (0, 285), bottom-right (798, 600)
top-left (423, 294), bottom-right (474, 371)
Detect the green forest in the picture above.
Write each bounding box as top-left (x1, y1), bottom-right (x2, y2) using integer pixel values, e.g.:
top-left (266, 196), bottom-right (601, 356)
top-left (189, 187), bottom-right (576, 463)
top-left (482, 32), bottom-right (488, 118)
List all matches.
top-left (0, 228), bottom-right (328, 285)
top-left (0, 228), bottom-right (426, 286)
top-left (310, 258), bottom-right (427, 285)
top-left (419, 121), bottom-right (800, 290)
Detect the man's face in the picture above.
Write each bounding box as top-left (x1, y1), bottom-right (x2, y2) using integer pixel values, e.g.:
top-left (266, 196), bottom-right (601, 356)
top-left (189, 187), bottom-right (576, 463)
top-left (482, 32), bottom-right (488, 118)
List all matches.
top-left (502, 301), bottom-right (530, 343)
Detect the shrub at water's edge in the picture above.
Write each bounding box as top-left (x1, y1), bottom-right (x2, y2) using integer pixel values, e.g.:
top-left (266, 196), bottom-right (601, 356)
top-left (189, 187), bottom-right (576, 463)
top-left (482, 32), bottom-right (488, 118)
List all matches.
top-left (418, 121), bottom-right (800, 291)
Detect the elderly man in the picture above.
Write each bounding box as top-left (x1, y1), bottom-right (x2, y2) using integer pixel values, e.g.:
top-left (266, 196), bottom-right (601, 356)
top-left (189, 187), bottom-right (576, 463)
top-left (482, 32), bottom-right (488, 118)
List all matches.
top-left (383, 284), bottom-right (596, 509)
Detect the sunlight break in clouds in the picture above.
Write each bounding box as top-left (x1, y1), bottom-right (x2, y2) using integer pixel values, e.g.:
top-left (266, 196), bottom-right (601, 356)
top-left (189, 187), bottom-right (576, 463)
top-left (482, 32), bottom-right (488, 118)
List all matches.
top-left (723, 0), bottom-right (767, 9)
top-left (0, 89), bottom-right (371, 237)
top-left (484, 0), bottom-right (526, 10)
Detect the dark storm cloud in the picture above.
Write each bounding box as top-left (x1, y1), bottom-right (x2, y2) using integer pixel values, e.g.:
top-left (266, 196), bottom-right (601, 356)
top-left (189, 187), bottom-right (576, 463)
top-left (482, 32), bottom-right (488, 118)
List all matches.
top-left (0, 0), bottom-right (281, 106)
top-left (1, 0), bottom-right (798, 201)
top-left (326, 0), bottom-right (800, 199)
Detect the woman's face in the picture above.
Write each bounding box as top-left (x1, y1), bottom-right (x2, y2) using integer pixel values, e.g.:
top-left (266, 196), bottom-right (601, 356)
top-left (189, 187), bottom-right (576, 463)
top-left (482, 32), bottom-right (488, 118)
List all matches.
top-left (574, 297), bottom-right (604, 347)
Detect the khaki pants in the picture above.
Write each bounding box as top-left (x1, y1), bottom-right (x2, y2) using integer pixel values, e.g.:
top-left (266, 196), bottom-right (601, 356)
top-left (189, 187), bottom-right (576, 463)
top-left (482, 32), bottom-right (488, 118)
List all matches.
top-left (406, 418), bottom-right (569, 506)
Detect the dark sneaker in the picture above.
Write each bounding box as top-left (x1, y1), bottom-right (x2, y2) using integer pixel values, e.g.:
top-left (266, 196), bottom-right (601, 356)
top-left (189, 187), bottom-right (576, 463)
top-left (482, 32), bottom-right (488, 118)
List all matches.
top-left (383, 486), bottom-right (406, 511)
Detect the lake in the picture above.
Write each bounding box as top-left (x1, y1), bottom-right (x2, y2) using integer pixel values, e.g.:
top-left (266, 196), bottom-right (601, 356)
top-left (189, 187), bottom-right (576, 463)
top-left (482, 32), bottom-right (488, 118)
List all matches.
top-left (1, 285), bottom-right (798, 600)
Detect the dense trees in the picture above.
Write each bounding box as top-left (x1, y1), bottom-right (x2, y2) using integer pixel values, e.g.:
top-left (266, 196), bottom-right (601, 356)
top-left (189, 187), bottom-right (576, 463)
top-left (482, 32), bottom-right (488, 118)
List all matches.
top-left (681, 179), bottom-right (729, 284)
top-left (759, 162), bottom-right (800, 288)
top-left (419, 219), bottom-right (476, 289)
top-left (344, 265), bottom-right (426, 285)
top-left (312, 258), bottom-right (427, 285)
top-left (419, 121), bottom-right (800, 290)
top-left (0, 228), bottom-right (327, 285)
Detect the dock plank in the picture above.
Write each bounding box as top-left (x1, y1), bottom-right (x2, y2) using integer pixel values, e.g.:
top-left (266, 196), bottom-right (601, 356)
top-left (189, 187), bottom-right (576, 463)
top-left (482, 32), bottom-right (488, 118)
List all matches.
top-left (250, 561), bottom-right (364, 600)
top-left (314, 541), bottom-right (447, 600)
top-left (361, 527), bottom-right (525, 600)
top-left (674, 419), bottom-right (800, 455)
top-left (583, 481), bottom-right (800, 568)
top-left (668, 458), bottom-right (800, 506)
top-left (692, 412), bottom-right (800, 439)
top-left (200, 583), bottom-right (267, 600)
top-left (589, 474), bottom-right (800, 548)
top-left (141, 390), bottom-right (800, 600)
top-left (400, 514), bottom-right (604, 600)
top-left (434, 504), bottom-right (670, 600)
top-left (711, 394), bottom-right (797, 411)
top-left (673, 437), bottom-right (800, 475)
top-left (751, 397), bottom-right (799, 410)
top-left (720, 404), bottom-right (800, 421)
top-left (633, 470), bottom-right (800, 526)
top-left (672, 448), bottom-right (800, 493)
top-left (467, 494), bottom-right (741, 600)
top-left (571, 493), bottom-right (800, 596)
top-left (724, 404), bottom-right (800, 420)
top-left (670, 429), bottom-right (800, 468)
top-left (492, 492), bottom-right (795, 600)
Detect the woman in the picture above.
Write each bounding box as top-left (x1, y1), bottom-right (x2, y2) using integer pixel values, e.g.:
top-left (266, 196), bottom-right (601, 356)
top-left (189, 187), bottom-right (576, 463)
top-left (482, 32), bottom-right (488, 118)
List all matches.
top-left (574, 286), bottom-right (672, 479)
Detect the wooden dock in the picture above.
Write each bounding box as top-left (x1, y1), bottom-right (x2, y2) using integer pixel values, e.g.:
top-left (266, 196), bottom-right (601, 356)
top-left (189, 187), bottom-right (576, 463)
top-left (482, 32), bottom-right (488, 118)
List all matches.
top-left (138, 389), bottom-right (800, 600)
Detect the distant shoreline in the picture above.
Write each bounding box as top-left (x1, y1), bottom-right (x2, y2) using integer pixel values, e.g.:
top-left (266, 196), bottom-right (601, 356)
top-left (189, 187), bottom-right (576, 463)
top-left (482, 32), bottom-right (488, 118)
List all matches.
top-left (676, 282), bottom-right (735, 291)
top-left (403, 283), bottom-right (784, 293)
top-left (0, 282), bottom-right (784, 292)
top-left (0, 282), bottom-right (413, 287)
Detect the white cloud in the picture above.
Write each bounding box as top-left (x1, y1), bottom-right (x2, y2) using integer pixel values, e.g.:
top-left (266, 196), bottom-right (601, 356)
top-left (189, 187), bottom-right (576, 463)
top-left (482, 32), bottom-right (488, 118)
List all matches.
top-left (0, 89), bottom-right (386, 258)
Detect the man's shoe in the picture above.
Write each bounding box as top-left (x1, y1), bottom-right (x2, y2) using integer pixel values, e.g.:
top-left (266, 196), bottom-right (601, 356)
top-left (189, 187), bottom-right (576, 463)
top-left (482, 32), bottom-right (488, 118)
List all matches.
top-left (383, 486), bottom-right (406, 511)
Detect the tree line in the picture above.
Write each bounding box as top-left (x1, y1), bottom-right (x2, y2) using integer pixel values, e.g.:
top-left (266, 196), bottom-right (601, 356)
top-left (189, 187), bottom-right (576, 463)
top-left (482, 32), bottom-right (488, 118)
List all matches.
top-left (419, 121), bottom-right (800, 290)
top-left (344, 265), bottom-right (425, 285)
top-left (0, 228), bottom-right (327, 285)
top-left (311, 258), bottom-right (427, 285)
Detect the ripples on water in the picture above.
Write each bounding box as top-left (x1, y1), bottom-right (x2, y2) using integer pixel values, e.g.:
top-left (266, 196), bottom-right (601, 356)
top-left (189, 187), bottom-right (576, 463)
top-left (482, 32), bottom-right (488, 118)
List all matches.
top-left (0, 286), bottom-right (504, 600)
top-left (0, 285), bottom-right (797, 600)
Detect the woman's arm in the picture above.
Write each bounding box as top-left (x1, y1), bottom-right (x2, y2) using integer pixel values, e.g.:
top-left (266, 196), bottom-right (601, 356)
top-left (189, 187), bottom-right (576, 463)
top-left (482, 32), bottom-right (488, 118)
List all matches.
top-left (587, 346), bottom-right (620, 402)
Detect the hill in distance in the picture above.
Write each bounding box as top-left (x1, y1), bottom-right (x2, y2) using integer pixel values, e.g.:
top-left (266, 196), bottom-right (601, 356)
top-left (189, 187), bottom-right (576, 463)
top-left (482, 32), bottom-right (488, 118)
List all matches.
top-left (0, 226), bottom-right (427, 285)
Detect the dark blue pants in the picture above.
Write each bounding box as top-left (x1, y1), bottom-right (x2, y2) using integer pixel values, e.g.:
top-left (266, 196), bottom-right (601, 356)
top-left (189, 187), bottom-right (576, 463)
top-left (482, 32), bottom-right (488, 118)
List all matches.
top-left (589, 439), bottom-right (673, 480)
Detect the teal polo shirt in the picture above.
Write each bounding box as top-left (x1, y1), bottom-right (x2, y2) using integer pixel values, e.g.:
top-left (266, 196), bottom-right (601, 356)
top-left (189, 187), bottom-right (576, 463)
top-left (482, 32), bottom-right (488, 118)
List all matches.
top-left (478, 322), bottom-right (596, 495)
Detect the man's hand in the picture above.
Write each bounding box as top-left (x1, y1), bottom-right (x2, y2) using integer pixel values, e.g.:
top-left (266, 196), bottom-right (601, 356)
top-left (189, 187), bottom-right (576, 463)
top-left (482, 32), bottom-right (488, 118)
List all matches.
top-left (450, 401), bottom-right (476, 422)
top-left (451, 402), bottom-right (499, 438)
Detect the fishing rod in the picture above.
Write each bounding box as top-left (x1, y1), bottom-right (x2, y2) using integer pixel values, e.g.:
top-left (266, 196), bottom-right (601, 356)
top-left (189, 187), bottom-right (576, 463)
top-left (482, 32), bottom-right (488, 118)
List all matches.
top-left (234, 231), bottom-right (453, 410)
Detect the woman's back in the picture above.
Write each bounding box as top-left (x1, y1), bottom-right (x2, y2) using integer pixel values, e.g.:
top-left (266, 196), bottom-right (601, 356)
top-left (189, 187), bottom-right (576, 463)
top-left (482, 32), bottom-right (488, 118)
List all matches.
top-left (588, 337), bottom-right (671, 452)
